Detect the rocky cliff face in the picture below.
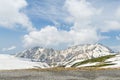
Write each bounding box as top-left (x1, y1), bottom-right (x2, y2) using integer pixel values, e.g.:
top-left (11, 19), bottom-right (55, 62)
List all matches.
top-left (16, 44), bottom-right (114, 67)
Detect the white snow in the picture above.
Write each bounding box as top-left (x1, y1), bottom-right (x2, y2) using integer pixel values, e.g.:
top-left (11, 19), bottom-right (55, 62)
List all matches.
top-left (102, 54), bottom-right (120, 68)
top-left (65, 59), bottom-right (85, 68)
top-left (0, 54), bottom-right (49, 70)
top-left (77, 62), bottom-right (99, 68)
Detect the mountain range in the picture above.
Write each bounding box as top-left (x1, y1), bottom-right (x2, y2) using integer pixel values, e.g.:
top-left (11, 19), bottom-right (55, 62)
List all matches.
top-left (15, 44), bottom-right (120, 69)
top-left (0, 43), bottom-right (120, 70)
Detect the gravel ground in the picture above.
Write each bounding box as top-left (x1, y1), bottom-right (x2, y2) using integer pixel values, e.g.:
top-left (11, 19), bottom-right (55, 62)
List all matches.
top-left (0, 69), bottom-right (120, 80)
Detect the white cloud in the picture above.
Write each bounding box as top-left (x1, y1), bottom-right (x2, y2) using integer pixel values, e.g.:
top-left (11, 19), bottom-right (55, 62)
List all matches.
top-left (23, 0), bottom-right (102, 49)
top-left (65, 0), bottom-right (99, 21)
top-left (2, 46), bottom-right (16, 51)
top-left (99, 5), bottom-right (120, 32)
top-left (23, 25), bottom-right (99, 49)
top-left (116, 7), bottom-right (120, 18)
top-left (100, 6), bottom-right (120, 32)
top-left (0, 0), bottom-right (35, 31)
top-left (64, 0), bottom-right (102, 31)
top-left (101, 20), bottom-right (120, 32)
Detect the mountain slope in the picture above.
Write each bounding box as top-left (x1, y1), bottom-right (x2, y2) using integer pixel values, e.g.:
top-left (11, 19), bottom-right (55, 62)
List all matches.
top-left (102, 54), bottom-right (120, 68)
top-left (70, 53), bottom-right (120, 68)
top-left (71, 54), bottom-right (116, 68)
top-left (0, 54), bottom-right (49, 70)
top-left (16, 44), bottom-right (115, 67)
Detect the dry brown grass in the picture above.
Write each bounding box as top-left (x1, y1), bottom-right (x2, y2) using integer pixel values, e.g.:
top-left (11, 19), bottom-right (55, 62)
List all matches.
top-left (1, 67), bottom-right (120, 72)
top-left (26, 67), bottom-right (120, 71)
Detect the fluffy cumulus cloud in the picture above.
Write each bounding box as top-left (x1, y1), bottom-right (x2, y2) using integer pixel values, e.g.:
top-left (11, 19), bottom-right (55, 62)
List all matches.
top-left (2, 46), bottom-right (16, 51)
top-left (23, 0), bottom-right (101, 49)
top-left (65, 0), bottom-right (102, 32)
top-left (23, 26), bottom-right (99, 48)
top-left (0, 0), bottom-right (35, 31)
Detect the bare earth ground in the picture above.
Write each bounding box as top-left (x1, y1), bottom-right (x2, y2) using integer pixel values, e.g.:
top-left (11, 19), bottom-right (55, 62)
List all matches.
top-left (0, 69), bottom-right (120, 80)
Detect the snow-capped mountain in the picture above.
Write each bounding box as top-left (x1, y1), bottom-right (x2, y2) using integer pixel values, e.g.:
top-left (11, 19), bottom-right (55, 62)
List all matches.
top-left (16, 44), bottom-right (115, 67)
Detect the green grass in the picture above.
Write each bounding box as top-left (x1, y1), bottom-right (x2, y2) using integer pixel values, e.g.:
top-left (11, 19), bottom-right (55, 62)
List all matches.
top-left (71, 54), bottom-right (116, 67)
top-left (88, 63), bottom-right (115, 67)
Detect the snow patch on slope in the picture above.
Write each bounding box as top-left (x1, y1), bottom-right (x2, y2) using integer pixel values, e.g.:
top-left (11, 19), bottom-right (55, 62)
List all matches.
top-left (102, 54), bottom-right (120, 68)
top-left (76, 62), bottom-right (99, 68)
top-left (0, 54), bottom-right (49, 70)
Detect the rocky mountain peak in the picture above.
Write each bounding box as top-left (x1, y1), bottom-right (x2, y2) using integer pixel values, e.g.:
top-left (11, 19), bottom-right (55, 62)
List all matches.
top-left (16, 44), bottom-right (115, 67)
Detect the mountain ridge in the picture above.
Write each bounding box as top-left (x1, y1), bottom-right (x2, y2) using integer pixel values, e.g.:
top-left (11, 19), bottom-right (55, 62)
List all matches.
top-left (16, 43), bottom-right (116, 68)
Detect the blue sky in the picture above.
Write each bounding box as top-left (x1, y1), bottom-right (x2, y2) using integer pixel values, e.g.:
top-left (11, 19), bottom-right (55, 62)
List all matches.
top-left (0, 0), bottom-right (120, 54)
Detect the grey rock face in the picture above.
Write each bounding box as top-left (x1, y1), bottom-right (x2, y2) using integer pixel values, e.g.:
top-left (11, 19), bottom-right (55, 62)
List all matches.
top-left (16, 44), bottom-right (114, 67)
